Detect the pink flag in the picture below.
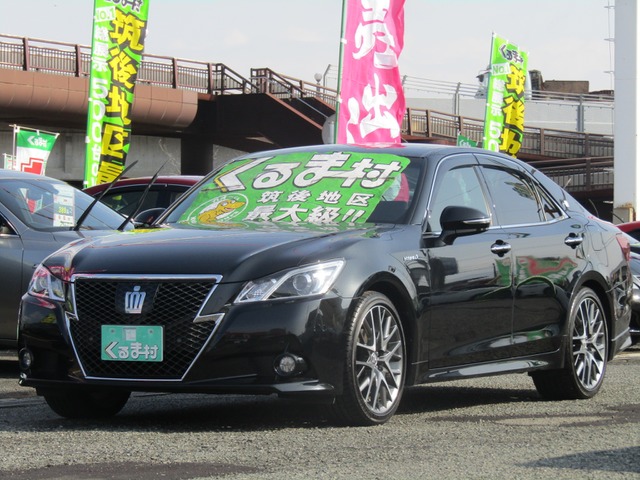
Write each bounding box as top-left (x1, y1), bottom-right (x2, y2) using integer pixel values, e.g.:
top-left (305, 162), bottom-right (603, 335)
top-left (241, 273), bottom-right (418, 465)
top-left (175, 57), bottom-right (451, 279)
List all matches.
top-left (337, 0), bottom-right (406, 145)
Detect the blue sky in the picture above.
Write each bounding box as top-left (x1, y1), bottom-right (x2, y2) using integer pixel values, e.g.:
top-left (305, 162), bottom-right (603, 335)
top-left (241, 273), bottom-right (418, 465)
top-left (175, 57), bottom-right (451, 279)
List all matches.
top-left (0, 0), bottom-right (615, 91)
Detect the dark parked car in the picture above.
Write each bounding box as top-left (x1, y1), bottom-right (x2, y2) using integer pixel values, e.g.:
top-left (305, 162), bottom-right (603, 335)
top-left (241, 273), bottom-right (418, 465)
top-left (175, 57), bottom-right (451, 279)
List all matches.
top-left (0, 169), bottom-right (133, 348)
top-left (18, 144), bottom-right (633, 425)
top-left (83, 175), bottom-right (203, 217)
top-left (622, 233), bottom-right (640, 343)
top-left (629, 253), bottom-right (640, 343)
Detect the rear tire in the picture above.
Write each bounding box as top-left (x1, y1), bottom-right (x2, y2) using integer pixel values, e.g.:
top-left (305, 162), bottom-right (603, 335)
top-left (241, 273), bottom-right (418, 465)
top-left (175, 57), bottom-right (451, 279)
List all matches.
top-left (532, 287), bottom-right (608, 399)
top-left (333, 292), bottom-right (406, 426)
top-left (44, 389), bottom-right (130, 419)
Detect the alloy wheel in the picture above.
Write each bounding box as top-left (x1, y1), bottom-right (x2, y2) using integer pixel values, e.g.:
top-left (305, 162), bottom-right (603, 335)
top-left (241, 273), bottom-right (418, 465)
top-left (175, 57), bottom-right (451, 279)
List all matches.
top-left (354, 303), bottom-right (404, 415)
top-left (572, 295), bottom-right (607, 391)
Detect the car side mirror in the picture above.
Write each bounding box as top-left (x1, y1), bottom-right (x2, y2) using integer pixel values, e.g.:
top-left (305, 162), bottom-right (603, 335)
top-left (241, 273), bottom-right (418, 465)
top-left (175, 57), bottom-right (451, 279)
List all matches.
top-left (439, 206), bottom-right (491, 245)
top-left (133, 208), bottom-right (165, 228)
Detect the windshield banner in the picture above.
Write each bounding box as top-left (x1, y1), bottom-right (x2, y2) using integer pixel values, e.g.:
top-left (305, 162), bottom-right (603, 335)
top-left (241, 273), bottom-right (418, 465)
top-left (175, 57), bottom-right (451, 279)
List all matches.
top-left (11, 126), bottom-right (59, 175)
top-left (179, 152), bottom-right (410, 225)
top-left (84, 0), bottom-right (150, 187)
top-left (336, 0), bottom-right (406, 145)
top-left (482, 33), bottom-right (528, 156)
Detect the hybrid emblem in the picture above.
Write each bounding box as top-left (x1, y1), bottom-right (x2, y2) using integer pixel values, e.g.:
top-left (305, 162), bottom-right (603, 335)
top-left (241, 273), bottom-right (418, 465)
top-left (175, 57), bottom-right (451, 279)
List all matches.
top-left (124, 286), bottom-right (146, 314)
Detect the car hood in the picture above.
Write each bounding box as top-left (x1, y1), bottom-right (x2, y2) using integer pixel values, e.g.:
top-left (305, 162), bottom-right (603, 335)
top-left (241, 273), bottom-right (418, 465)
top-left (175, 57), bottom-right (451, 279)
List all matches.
top-left (45, 223), bottom-right (384, 283)
top-left (50, 229), bottom-right (123, 244)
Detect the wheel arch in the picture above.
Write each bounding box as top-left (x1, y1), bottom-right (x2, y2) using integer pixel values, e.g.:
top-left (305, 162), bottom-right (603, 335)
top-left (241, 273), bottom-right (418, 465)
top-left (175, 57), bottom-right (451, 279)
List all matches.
top-left (572, 272), bottom-right (615, 361)
top-left (352, 272), bottom-right (420, 386)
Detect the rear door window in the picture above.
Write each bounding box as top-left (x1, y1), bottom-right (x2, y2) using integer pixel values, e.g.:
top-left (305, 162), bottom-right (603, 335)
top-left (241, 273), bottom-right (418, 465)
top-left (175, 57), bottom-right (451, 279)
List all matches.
top-left (480, 167), bottom-right (543, 226)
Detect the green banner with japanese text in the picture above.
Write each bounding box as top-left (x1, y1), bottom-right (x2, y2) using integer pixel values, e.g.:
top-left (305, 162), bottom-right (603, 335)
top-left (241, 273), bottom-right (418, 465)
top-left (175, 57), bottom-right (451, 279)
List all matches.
top-left (482, 33), bottom-right (528, 157)
top-left (179, 152), bottom-right (410, 226)
top-left (84, 0), bottom-right (150, 187)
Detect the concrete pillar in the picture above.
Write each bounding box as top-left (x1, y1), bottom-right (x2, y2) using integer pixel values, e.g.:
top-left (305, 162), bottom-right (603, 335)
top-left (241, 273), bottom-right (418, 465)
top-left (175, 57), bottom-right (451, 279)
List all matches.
top-left (614, 0), bottom-right (640, 223)
top-left (180, 136), bottom-right (213, 175)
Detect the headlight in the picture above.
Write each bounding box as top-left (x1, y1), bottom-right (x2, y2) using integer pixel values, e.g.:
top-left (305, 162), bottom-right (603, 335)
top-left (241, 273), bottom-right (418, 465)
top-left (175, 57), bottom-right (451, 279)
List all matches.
top-left (235, 260), bottom-right (345, 303)
top-left (28, 264), bottom-right (65, 302)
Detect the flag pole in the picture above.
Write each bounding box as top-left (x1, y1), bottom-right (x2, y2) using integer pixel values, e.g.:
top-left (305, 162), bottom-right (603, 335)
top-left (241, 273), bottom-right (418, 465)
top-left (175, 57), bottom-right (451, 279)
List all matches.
top-left (334, 0), bottom-right (348, 144)
top-left (10, 124), bottom-right (59, 137)
top-left (11, 124), bottom-right (17, 159)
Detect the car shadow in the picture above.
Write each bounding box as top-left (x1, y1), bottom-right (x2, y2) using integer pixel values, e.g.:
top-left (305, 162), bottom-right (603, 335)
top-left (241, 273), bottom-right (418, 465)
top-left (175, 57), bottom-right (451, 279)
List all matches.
top-left (0, 353), bottom-right (544, 432)
top-left (398, 382), bottom-right (540, 415)
top-left (7, 382), bottom-right (543, 433)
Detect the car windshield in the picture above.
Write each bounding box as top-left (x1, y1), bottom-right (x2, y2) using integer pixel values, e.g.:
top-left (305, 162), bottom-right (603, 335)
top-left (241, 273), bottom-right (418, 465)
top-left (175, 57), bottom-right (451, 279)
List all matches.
top-left (0, 178), bottom-right (129, 231)
top-left (165, 151), bottom-right (422, 227)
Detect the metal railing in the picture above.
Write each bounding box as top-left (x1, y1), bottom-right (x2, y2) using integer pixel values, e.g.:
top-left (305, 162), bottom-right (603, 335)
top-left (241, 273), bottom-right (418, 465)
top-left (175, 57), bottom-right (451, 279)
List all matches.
top-left (403, 109), bottom-right (613, 159)
top-left (0, 34), bottom-right (258, 94)
top-left (320, 64), bottom-right (615, 104)
top-left (529, 157), bottom-right (614, 193)
top-left (256, 70), bottom-right (338, 107)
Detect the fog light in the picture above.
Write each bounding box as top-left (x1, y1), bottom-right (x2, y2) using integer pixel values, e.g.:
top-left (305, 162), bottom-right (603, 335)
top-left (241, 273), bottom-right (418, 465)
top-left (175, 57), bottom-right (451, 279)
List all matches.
top-left (18, 348), bottom-right (33, 370)
top-left (274, 353), bottom-right (307, 377)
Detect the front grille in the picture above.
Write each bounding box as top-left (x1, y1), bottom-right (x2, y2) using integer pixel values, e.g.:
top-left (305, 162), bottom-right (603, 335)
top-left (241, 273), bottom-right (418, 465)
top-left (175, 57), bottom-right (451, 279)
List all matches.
top-left (69, 276), bottom-right (220, 380)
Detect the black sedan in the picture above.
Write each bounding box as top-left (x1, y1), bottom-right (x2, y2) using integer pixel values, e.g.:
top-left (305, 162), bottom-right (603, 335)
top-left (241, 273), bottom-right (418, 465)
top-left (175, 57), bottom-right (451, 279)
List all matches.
top-left (0, 169), bottom-right (133, 348)
top-left (18, 144), bottom-right (633, 425)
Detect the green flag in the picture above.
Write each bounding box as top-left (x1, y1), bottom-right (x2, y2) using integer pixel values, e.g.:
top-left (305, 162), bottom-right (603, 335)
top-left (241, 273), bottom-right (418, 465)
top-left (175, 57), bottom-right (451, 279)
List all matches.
top-left (13, 126), bottom-right (59, 175)
top-left (84, 0), bottom-right (150, 187)
top-left (482, 33), bottom-right (528, 157)
top-left (456, 133), bottom-right (477, 148)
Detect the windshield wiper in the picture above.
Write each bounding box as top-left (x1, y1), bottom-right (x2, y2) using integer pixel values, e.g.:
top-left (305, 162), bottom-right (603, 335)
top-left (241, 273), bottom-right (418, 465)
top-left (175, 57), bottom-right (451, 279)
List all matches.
top-left (73, 160), bottom-right (139, 232)
top-left (116, 160), bottom-right (168, 231)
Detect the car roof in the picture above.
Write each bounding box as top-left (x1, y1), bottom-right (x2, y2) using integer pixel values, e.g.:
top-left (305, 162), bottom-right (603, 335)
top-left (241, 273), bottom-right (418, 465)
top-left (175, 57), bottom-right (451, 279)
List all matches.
top-left (617, 221), bottom-right (640, 232)
top-left (232, 143), bottom-right (536, 170)
top-left (0, 168), bottom-right (66, 183)
top-left (242, 142), bottom-right (459, 159)
top-left (83, 175), bottom-right (203, 194)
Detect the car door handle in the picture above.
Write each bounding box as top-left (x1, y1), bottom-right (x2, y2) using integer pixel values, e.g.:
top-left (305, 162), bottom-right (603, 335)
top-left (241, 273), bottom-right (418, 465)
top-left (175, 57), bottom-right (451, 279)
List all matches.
top-left (564, 233), bottom-right (583, 248)
top-left (491, 241), bottom-right (511, 257)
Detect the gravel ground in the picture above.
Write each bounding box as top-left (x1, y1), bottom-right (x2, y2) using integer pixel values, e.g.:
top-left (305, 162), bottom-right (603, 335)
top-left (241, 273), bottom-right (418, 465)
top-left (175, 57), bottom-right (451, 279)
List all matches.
top-left (0, 348), bottom-right (638, 480)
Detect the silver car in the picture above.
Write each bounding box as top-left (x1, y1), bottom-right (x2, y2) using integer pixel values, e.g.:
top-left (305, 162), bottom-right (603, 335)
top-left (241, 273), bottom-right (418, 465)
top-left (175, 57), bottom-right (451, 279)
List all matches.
top-left (0, 169), bottom-right (131, 348)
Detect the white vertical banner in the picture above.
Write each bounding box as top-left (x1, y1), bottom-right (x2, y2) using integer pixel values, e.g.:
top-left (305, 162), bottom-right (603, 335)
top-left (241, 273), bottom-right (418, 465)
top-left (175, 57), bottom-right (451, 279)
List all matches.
top-left (3, 154), bottom-right (16, 170)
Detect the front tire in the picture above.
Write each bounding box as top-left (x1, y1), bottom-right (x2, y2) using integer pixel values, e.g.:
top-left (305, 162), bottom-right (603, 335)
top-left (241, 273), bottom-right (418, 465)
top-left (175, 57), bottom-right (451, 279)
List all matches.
top-left (532, 287), bottom-right (608, 399)
top-left (44, 389), bottom-right (130, 419)
top-left (333, 292), bottom-right (406, 426)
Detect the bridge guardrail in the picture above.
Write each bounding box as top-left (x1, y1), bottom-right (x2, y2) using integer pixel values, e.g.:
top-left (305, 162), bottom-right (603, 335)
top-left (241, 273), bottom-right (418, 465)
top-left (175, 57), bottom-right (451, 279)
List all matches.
top-left (0, 34), bottom-right (258, 94)
top-left (530, 157), bottom-right (614, 194)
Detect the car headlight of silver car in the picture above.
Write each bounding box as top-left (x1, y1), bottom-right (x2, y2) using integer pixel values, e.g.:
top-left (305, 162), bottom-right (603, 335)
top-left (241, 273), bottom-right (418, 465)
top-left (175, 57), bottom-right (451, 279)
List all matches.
top-left (235, 259), bottom-right (345, 303)
top-left (28, 264), bottom-right (65, 302)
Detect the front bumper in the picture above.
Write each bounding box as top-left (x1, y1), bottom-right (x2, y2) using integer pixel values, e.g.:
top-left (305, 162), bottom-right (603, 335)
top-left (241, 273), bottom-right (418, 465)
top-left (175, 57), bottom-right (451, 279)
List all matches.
top-left (18, 292), bottom-right (350, 398)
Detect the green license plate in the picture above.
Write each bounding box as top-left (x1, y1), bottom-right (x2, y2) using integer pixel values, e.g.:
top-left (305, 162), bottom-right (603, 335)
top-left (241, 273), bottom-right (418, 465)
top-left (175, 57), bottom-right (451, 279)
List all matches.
top-left (101, 325), bottom-right (163, 362)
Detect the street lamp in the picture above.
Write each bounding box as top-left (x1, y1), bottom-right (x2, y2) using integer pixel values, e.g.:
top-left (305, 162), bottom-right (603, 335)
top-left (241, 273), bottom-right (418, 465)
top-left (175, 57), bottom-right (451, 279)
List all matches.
top-left (314, 72), bottom-right (323, 97)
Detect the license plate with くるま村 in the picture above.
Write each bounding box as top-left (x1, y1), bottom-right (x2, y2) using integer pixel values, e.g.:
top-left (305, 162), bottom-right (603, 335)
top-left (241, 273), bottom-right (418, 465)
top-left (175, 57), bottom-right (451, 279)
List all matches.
top-left (101, 325), bottom-right (163, 362)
